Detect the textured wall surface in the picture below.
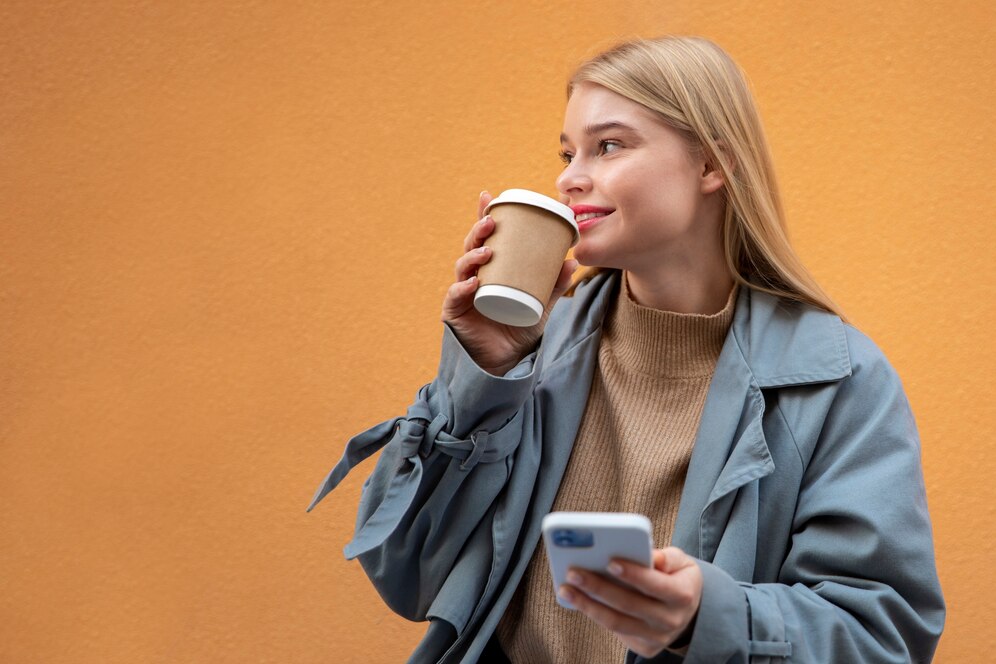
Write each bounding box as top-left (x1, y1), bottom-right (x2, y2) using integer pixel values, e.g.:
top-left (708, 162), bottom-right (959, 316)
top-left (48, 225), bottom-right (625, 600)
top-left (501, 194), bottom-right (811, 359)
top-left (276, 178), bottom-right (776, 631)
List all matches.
top-left (1, 1), bottom-right (993, 662)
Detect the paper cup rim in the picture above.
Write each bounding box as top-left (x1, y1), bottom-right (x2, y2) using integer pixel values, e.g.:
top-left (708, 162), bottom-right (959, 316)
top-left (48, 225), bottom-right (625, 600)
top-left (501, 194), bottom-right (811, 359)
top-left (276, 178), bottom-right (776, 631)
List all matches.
top-left (473, 284), bottom-right (544, 327)
top-left (484, 189), bottom-right (579, 244)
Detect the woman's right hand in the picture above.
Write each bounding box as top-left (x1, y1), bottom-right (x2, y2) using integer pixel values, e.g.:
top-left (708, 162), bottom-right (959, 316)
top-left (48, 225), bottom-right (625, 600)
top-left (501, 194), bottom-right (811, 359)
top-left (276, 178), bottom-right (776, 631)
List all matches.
top-left (442, 191), bottom-right (578, 376)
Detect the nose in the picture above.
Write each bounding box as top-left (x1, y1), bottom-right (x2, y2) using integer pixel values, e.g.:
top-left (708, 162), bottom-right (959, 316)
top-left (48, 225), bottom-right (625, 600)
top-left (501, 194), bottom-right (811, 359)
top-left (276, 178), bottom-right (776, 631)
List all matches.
top-left (556, 158), bottom-right (592, 202)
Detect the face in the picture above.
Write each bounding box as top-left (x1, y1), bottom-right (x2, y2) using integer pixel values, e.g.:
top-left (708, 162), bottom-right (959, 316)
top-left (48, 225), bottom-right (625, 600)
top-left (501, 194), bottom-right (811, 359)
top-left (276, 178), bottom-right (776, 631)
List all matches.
top-left (556, 82), bottom-right (725, 273)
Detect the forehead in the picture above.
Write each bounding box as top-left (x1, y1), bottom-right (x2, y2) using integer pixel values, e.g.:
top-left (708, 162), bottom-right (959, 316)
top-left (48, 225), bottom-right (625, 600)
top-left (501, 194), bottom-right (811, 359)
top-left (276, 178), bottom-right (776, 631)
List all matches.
top-left (561, 82), bottom-right (664, 138)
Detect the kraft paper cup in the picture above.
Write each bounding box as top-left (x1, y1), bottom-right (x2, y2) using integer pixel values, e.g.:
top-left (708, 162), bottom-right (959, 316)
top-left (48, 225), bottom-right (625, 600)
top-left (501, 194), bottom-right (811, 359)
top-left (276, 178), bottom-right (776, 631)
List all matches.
top-left (474, 189), bottom-right (579, 327)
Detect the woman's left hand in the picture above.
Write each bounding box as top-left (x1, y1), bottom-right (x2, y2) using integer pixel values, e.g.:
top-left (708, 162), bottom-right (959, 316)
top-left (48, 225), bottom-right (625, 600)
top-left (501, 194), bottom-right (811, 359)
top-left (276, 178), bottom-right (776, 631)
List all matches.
top-left (558, 547), bottom-right (703, 658)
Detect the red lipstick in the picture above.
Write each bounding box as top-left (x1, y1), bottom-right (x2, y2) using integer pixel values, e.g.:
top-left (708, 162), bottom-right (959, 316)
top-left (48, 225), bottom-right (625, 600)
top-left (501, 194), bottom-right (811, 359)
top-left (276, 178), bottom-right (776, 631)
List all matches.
top-left (570, 205), bottom-right (614, 216)
top-left (570, 205), bottom-right (615, 232)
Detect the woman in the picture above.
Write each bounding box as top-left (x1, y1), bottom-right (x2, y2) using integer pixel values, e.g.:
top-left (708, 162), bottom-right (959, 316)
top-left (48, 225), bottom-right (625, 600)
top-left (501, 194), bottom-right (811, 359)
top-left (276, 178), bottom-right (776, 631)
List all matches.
top-left (309, 37), bottom-right (945, 663)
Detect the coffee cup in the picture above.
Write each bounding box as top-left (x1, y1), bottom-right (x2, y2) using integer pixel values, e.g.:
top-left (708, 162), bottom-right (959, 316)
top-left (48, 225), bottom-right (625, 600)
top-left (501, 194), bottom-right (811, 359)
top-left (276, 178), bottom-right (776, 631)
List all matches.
top-left (474, 189), bottom-right (579, 327)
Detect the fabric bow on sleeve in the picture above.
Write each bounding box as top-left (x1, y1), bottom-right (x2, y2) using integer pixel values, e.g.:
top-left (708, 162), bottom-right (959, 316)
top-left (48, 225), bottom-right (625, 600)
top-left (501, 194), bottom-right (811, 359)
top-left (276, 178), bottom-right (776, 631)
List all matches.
top-left (306, 383), bottom-right (522, 559)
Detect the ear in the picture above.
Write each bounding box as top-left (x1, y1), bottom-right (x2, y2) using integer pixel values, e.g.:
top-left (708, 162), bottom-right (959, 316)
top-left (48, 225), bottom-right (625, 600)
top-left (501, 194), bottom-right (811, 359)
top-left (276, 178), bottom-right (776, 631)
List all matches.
top-left (700, 143), bottom-right (733, 195)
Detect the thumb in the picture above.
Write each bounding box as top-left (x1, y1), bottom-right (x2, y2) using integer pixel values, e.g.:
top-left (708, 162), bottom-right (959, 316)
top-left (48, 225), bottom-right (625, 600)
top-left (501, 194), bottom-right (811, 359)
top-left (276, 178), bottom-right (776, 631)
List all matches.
top-left (549, 259), bottom-right (580, 302)
top-left (477, 190), bottom-right (493, 219)
top-left (654, 547), bottom-right (695, 574)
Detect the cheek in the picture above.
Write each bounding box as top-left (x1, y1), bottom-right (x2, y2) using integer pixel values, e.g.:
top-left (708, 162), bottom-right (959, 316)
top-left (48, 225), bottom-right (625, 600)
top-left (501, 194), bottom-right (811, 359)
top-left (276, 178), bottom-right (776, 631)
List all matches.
top-left (604, 177), bottom-right (643, 219)
top-left (648, 170), bottom-right (701, 217)
top-left (610, 162), bottom-right (673, 209)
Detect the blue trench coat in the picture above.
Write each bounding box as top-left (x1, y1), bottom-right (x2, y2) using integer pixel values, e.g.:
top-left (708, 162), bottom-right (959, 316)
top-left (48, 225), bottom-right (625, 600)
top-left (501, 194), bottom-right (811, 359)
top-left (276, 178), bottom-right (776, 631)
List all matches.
top-left (309, 271), bottom-right (945, 663)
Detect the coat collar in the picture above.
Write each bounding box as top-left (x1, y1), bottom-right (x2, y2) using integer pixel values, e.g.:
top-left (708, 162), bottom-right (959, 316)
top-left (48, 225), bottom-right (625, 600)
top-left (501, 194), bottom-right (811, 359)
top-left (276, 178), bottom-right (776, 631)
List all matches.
top-left (566, 271), bottom-right (853, 563)
top-left (731, 284), bottom-right (852, 387)
top-left (566, 270), bottom-right (852, 387)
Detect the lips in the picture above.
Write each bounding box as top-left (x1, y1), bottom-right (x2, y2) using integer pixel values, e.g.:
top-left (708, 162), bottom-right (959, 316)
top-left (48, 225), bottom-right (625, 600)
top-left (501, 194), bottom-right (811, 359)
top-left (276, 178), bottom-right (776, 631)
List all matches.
top-left (570, 204), bottom-right (614, 232)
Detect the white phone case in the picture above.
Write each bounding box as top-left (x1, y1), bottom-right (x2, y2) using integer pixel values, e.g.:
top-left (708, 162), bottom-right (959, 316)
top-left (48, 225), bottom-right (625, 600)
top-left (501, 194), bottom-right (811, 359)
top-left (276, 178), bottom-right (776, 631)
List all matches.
top-left (541, 511), bottom-right (654, 610)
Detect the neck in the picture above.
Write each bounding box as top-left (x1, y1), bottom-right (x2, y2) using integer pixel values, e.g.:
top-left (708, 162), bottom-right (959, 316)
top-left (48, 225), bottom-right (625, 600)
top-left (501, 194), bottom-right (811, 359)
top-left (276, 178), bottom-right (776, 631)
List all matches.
top-left (622, 191), bottom-right (733, 314)
top-left (625, 252), bottom-right (734, 315)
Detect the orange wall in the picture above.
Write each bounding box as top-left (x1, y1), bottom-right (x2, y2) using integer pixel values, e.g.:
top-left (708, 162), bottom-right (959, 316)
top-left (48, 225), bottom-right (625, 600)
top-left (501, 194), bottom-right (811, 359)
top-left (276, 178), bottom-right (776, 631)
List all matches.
top-left (1, 2), bottom-right (992, 662)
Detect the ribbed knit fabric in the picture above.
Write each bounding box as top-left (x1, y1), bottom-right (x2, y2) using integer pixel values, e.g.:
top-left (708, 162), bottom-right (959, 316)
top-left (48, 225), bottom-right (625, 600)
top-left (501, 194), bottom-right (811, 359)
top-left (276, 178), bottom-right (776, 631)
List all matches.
top-left (496, 277), bottom-right (737, 664)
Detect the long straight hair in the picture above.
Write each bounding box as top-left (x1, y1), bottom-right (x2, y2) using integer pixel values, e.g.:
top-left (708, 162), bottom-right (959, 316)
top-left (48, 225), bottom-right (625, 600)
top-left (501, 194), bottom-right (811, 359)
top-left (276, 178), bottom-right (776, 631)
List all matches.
top-left (565, 36), bottom-right (843, 319)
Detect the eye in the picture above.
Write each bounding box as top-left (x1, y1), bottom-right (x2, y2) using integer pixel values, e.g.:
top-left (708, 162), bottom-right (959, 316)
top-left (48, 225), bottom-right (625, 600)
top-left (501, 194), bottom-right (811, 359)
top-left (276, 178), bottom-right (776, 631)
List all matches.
top-left (558, 150), bottom-right (573, 165)
top-left (599, 140), bottom-right (621, 155)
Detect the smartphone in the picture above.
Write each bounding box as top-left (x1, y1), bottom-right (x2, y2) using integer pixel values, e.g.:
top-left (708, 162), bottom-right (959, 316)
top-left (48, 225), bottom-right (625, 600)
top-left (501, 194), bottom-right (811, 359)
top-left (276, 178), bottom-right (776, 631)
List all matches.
top-left (541, 511), bottom-right (654, 610)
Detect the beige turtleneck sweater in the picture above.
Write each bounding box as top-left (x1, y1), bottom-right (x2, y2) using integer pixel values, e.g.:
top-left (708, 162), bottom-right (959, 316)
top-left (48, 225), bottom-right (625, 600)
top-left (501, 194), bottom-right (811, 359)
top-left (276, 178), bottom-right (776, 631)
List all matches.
top-left (496, 276), bottom-right (737, 663)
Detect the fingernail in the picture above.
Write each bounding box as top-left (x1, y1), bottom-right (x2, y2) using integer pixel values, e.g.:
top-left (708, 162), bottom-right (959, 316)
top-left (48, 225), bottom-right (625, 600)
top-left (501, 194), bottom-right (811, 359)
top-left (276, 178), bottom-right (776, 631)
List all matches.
top-left (558, 586), bottom-right (575, 602)
top-left (479, 190), bottom-right (487, 199)
top-left (608, 562), bottom-right (623, 576)
top-left (467, 276), bottom-right (477, 284)
top-left (566, 570), bottom-right (583, 586)
top-left (478, 246), bottom-right (491, 254)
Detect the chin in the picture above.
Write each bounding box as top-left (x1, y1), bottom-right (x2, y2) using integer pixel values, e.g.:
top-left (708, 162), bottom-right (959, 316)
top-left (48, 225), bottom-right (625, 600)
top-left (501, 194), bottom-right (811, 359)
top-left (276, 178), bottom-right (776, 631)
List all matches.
top-left (572, 241), bottom-right (599, 267)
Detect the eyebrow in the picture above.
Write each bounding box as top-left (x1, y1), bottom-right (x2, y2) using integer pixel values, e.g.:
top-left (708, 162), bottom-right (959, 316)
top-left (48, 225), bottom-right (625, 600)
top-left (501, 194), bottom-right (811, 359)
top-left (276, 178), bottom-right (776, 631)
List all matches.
top-left (560, 120), bottom-right (639, 145)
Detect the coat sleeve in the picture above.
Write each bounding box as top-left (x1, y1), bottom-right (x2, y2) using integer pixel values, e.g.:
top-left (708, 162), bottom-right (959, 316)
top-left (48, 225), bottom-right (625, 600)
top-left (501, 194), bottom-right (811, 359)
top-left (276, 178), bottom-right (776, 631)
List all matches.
top-left (307, 323), bottom-right (540, 621)
top-left (677, 330), bottom-right (945, 663)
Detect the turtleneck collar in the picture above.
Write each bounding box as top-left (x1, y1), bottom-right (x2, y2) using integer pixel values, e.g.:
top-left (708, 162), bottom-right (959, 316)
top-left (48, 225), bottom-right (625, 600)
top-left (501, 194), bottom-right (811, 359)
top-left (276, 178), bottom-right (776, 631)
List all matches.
top-left (601, 273), bottom-right (737, 378)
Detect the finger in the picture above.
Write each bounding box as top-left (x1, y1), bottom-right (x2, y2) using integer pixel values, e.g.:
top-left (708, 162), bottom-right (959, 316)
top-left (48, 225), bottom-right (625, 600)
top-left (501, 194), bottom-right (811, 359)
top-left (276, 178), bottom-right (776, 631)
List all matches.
top-left (477, 190), bottom-right (493, 219)
top-left (566, 569), bottom-right (680, 632)
top-left (609, 551), bottom-right (700, 607)
top-left (454, 245), bottom-right (493, 281)
top-left (619, 635), bottom-right (668, 660)
top-left (559, 583), bottom-right (664, 642)
top-left (441, 276), bottom-right (479, 321)
top-left (462, 215), bottom-right (496, 253)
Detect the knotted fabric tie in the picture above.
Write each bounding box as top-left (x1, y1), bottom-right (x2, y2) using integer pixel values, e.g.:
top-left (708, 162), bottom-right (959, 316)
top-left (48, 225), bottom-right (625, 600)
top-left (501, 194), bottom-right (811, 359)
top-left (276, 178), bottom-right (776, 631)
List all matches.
top-left (306, 383), bottom-right (523, 558)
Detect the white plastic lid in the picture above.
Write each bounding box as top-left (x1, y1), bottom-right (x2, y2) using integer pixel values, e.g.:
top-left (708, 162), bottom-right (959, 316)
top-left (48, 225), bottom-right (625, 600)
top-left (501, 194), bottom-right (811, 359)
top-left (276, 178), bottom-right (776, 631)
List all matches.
top-left (474, 284), bottom-right (545, 327)
top-left (484, 189), bottom-right (579, 245)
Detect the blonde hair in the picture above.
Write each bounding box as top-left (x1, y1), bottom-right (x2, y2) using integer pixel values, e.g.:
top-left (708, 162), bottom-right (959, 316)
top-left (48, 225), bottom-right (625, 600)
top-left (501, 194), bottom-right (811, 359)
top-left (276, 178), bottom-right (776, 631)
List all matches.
top-left (565, 36), bottom-right (844, 319)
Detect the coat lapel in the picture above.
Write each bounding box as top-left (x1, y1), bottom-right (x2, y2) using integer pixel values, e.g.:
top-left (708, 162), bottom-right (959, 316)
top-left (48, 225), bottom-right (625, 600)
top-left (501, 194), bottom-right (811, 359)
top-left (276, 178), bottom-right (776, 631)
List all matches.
top-left (670, 291), bottom-right (770, 567)
top-left (671, 285), bottom-right (850, 571)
